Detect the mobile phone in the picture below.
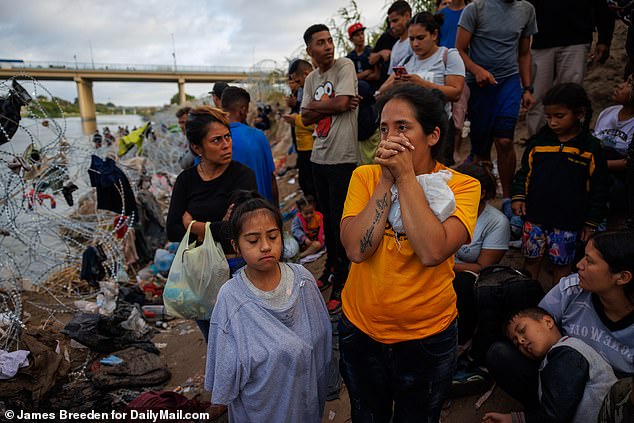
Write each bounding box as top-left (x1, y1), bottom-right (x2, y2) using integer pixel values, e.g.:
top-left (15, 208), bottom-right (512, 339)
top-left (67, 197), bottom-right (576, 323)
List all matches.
top-left (392, 66), bottom-right (408, 76)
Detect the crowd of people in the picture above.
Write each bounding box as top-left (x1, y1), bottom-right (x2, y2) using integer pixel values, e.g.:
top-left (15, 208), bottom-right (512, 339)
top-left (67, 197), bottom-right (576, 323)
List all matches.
top-left (165, 0), bottom-right (634, 421)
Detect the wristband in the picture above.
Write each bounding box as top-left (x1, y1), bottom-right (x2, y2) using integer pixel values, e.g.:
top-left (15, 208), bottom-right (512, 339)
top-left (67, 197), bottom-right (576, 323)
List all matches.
top-left (522, 85), bottom-right (534, 94)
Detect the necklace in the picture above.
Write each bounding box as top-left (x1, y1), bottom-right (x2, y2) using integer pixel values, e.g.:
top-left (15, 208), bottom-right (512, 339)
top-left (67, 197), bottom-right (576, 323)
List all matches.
top-left (198, 161), bottom-right (215, 180)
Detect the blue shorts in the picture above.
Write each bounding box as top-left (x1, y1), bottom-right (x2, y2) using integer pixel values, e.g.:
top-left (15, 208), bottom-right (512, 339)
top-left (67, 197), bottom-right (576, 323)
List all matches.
top-left (521, 221), bottom-right (578, 266)
top-left (468, 74), bottom-right (522, 157)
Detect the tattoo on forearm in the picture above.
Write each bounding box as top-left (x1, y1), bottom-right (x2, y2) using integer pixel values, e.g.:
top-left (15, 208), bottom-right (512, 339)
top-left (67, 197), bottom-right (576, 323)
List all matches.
top-left (361, 193), bottom-right (389, 253)
top-left (360, 226), bottom-right (374, 254)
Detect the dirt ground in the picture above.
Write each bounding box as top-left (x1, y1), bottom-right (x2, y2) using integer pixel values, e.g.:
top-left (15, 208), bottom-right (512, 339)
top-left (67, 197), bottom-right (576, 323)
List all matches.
top-left (14, 21), bottom-right (629, 423)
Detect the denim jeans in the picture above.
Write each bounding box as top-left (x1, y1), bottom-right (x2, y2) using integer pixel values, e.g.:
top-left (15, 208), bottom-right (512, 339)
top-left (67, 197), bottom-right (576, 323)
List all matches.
top-left (339, 313), bottom-right (458, 423)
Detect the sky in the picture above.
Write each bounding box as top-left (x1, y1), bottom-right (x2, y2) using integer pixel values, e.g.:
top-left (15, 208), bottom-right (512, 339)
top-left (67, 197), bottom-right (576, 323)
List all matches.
top-left (1, 0), bottom-right (392, 106)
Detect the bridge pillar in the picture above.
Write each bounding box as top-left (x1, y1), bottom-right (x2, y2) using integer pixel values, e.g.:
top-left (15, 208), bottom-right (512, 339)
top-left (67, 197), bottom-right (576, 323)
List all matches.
top-left (178, 79), bottom-right (186, 105)
top-left (75, 77), bottom-right (97, 134)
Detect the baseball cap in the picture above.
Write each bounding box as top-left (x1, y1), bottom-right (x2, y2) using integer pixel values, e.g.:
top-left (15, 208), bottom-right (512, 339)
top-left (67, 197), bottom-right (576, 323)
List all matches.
top-left (347, 23), bottom-right (366, 38)
top-left (210, 81), bottom-right (229, 98)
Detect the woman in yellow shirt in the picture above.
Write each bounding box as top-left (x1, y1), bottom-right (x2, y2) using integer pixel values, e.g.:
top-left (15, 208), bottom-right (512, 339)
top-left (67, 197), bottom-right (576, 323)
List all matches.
top-left (339, 83), bottom-right (480, 422)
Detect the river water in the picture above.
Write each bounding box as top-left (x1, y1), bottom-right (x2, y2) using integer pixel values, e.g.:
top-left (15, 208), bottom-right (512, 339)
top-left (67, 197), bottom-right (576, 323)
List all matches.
top-left (0, 114), bottom-right (145, 284)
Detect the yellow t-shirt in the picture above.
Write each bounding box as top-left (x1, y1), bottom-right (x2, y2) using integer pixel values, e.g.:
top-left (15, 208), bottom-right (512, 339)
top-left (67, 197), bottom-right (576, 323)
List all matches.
top-left (341, 163), bottom-right (480, 344)
top-left (295, 114), bottom-right (315, 152)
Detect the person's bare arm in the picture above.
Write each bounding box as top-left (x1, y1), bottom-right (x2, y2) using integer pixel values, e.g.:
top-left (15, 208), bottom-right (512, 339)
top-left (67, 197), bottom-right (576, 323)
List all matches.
top-left (375, 135), bottom-right (471, 265)
top-left (302, 95), bottom-right (358, 125)
top-left (301, 109), bottom-right (326, 126)
top-left (399, 74), bottom-right (464, 102)
top-left (456, 27), bottom-right (497, 87)
top-left (518, 36), bottom-right (535, 109)
top-left (340, 175), bottom-right (393, 263)
top-left (364, 63), bottom-right (381, 81)
top-left (454, 249), bottom-right (506, 273)
top-left (397, 175), bottom-right (470, 265)
top-left (607, 158), bottom-right (627, 171)
top-left (307, 95), bottom-right (353, 114)
top-left (369, 49), bottom-right (390, 65)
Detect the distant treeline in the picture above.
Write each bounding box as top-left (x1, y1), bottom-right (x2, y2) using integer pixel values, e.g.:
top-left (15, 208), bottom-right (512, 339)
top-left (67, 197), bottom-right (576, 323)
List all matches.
top-left (27, 96), bottom-right (159, 118)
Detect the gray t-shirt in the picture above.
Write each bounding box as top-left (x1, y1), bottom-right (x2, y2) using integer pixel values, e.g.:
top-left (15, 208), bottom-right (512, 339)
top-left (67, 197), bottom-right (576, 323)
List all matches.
top-left (404, 47), bottom-right (465, 85)
top-left (404, 46), bottom-right (465, 117)
top-left (389, 37), bottom-right (413, 74)
top-left (539, 274), bottom-right (634, 377)
top-left (458, 0), bottom-right (537, 82)
top-left (205, 263), bottom-right (332, 423)
top-left (455, 203), bottom-right (510, 263)
top-left (301, 58), bottom-right (359, 165)
top-left (241, 263), bottom-right (294, 309)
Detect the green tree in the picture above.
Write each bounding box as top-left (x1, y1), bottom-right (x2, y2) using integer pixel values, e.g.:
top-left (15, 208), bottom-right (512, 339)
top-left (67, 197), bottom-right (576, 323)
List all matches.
top-left (169, 92), bottom-right (195, 104)
top-left (329, 0), bottom-right (437, 55)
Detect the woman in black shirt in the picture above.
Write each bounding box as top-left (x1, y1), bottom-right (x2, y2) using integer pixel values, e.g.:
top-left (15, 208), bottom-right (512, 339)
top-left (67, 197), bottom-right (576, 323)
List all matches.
top-left (166, 105), bottom-right (257, 340)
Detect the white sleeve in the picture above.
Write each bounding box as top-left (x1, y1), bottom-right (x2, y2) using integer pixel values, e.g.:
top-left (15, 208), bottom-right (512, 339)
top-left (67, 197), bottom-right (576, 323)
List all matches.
top-left (539, 275), bottom-right (581, 325)
top-left (480, 209), bottom-right (510, 250)
top-left (445, 48), bottom-right (465, 77)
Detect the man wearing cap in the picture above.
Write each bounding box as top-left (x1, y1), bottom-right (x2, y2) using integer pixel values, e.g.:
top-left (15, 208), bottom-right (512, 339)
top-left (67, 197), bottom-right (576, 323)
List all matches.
top-left (346, 23), bottom-right (380, 84)
top-left (209, 81), bottom-right (229, 108)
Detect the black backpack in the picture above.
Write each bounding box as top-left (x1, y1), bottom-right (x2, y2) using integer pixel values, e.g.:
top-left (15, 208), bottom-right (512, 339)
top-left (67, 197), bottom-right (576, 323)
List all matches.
top-left (470, 265), bottom-right (545, 365)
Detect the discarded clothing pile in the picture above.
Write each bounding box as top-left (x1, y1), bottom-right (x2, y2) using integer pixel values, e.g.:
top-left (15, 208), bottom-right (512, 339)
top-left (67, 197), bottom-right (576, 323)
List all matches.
top-left (0, 330), bottom-right (70, 407)
top-left (61, 300), bottom-right (158, 354)
top-left (46, 379), bottom-right (108, 413)
top-left (88, 347), bottom-right (170, 390)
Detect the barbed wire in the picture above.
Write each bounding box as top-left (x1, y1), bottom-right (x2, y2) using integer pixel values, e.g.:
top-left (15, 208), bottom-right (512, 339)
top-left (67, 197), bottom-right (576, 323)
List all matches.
top-left (0, 76), bottom-right (187, 349)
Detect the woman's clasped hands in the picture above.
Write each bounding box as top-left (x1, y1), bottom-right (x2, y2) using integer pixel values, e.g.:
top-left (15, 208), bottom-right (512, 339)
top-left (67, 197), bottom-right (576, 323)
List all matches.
top-left (374, 133), bottom-right (416, 182)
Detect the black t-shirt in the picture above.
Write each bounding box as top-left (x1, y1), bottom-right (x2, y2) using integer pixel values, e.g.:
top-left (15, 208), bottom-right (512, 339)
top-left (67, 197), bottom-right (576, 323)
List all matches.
top-left (527, 0), bottom-right (614, 49)
top-left (373, 30), bottom-right (398, 52)
top-left (166, 161), bottom-right (257, 250)
top-left (372, 30), bottom-right (399, 86)
top-left (347, 46), bottom-right (373, 73)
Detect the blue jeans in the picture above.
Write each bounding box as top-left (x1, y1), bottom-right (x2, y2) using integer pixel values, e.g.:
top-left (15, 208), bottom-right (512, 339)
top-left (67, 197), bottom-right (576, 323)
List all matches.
top-left (339, 313), bottom-right (458, 423)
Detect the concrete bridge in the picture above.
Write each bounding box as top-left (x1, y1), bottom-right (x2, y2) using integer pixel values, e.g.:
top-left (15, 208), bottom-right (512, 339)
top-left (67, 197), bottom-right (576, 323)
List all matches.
top-left (0, 60), bottom-right (276, 133)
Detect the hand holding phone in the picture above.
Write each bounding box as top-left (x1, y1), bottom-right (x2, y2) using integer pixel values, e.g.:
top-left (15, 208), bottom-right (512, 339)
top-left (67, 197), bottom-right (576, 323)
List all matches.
top-left (392, 66), bottom-right (408, 76)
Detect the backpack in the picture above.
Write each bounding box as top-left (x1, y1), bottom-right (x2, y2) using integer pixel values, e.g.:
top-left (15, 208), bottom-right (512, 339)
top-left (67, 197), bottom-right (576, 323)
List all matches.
top-left (470, 265), bottom-right (545, 365)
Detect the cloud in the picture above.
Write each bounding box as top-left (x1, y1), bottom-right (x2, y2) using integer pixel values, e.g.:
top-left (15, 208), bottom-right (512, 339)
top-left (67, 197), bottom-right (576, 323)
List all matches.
top-left (1, 0), bottom-right (389, 105)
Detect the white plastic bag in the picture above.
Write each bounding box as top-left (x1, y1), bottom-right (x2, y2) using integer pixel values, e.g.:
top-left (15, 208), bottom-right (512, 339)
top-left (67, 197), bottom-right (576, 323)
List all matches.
top-left (388, 170), bottom-right (456, 234)
top-left (163, 222), bottom-right (230, 320)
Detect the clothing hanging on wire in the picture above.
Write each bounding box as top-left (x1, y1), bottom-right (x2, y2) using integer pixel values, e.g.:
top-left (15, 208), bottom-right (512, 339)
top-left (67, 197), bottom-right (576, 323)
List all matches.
top-left (88, 155), bottom-right (138, 217)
